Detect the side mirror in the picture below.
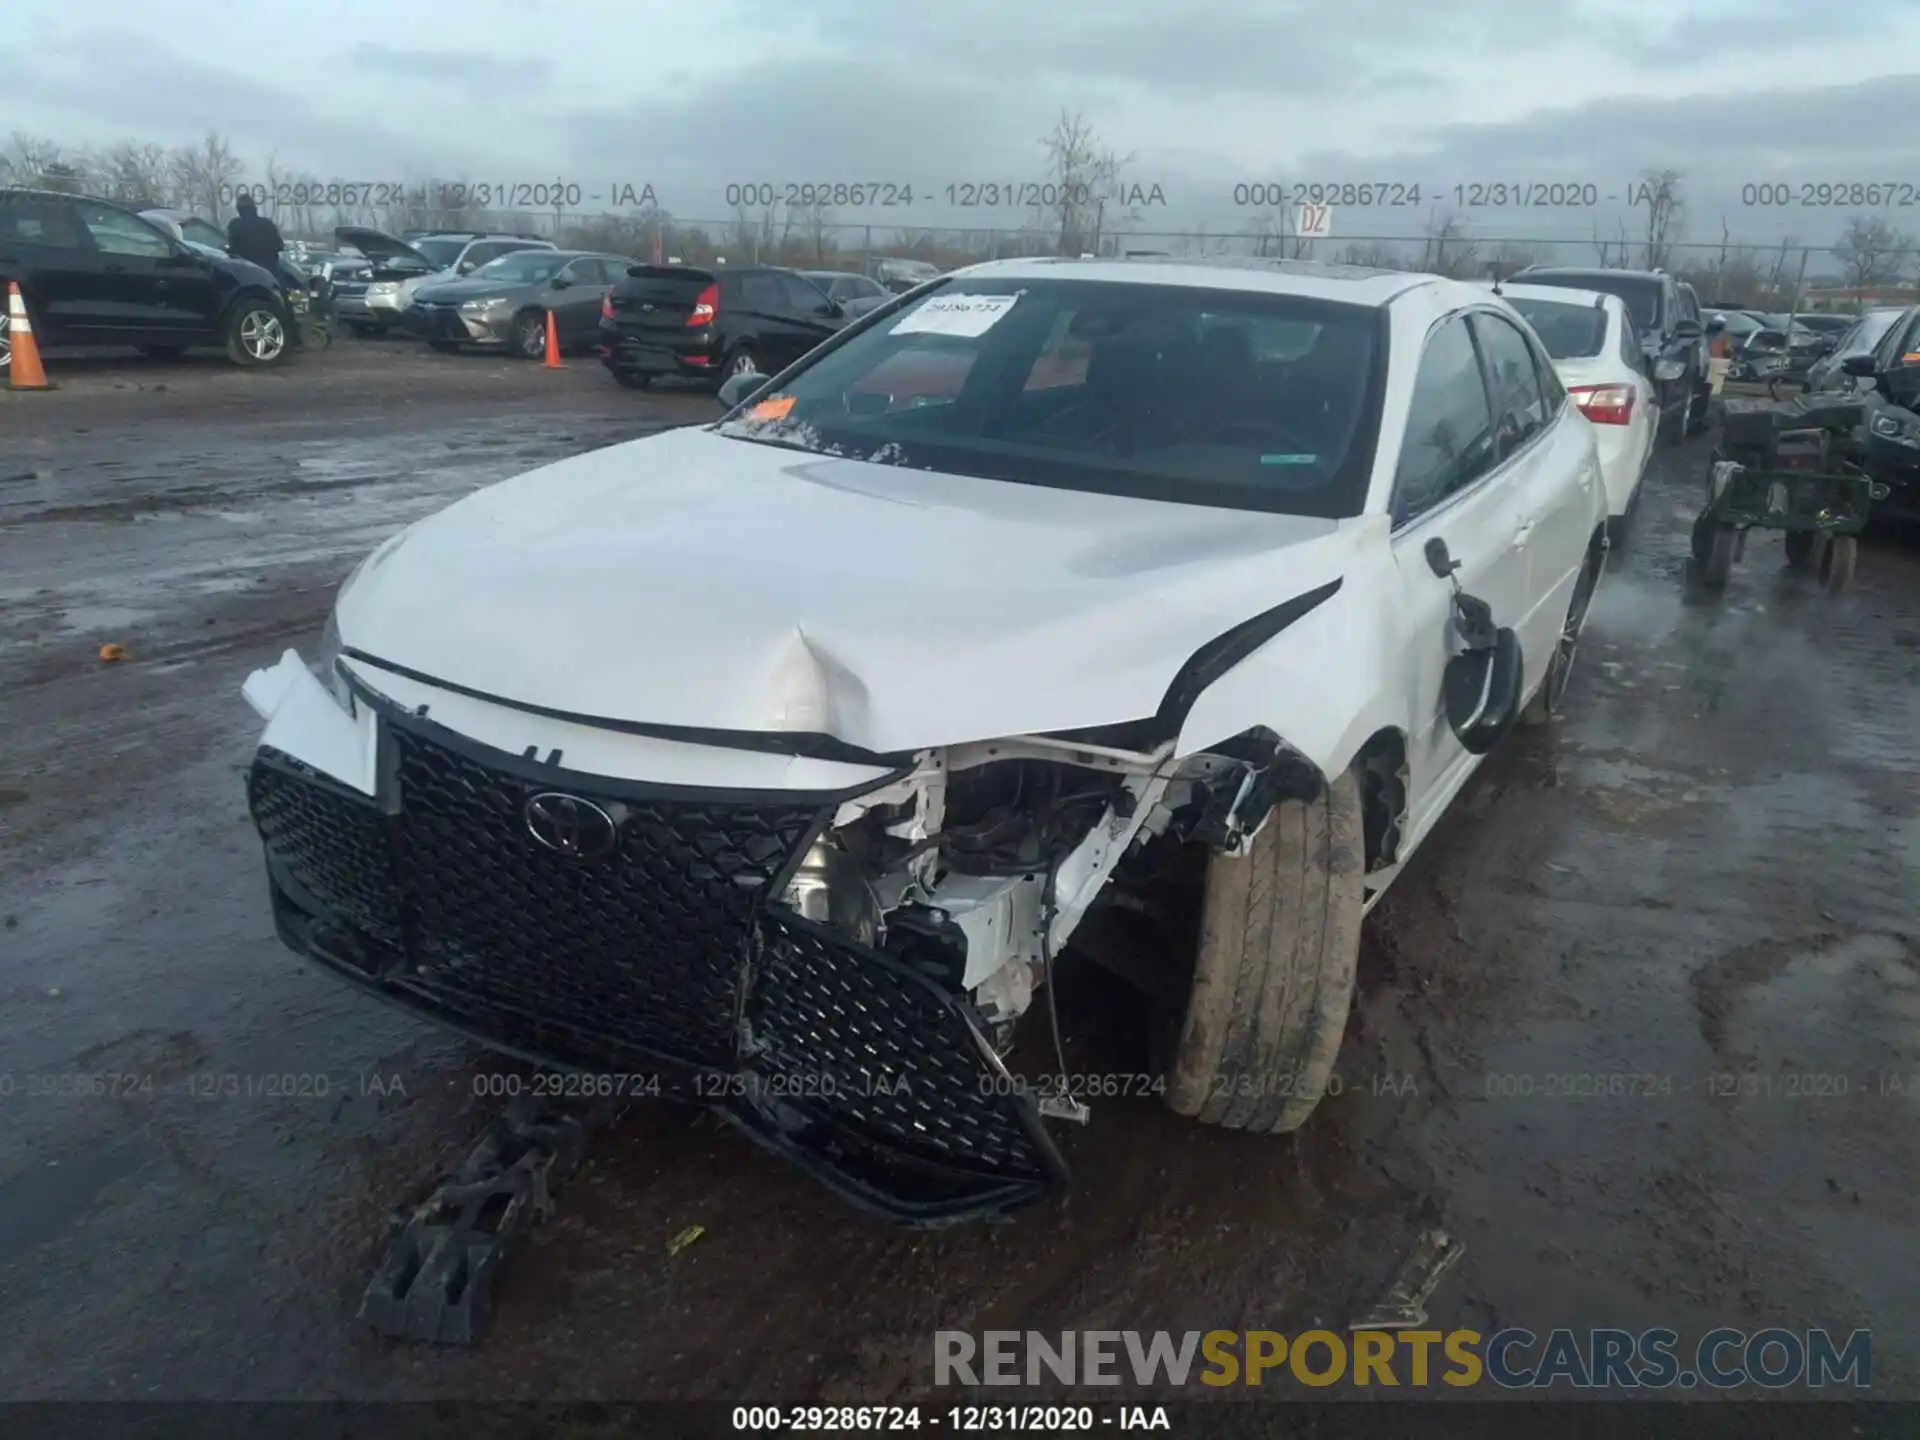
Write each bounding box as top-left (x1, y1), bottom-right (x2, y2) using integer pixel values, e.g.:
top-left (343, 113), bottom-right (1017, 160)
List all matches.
top-left (1841, 354), bottom-right (1878, 377)
top-left (1672, 320), bottom-right (1703, 342)
top-left (1443, 625), bottom-right (1525, 754)
top-left (815, 301), bottom-right (844, 319)
top-left (550, 275), bottom-right (571, 289)
top-left (716, 371), bottom-right (770, 410)
top-left (456, 261), bottom-right (476, 275)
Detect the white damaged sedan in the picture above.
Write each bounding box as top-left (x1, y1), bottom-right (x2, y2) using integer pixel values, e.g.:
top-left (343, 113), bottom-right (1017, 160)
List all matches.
top-left (243, 257), bottom-right (1608, 1223)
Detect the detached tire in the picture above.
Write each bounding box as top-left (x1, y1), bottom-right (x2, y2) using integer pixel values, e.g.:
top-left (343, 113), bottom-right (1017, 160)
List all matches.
top-left (1166, 768), bottom-right (1364, 1134)
top-left (1699, 524), bottom-right (1737, 589)
top-left (1820, 534), bottom-right (1858, 594)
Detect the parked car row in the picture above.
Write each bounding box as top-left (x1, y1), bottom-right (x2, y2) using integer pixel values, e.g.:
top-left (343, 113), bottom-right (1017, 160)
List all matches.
top-left (323, 220), bottom-right (947, 388)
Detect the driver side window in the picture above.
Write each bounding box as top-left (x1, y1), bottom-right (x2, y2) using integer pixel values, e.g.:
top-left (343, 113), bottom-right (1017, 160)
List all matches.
top-left (1393, 316), bottom-right (1498, 526)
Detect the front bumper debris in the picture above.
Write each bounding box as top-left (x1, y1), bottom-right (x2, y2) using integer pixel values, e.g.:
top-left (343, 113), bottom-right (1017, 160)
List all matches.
top-left (246, 682), bottom-right (1067, 1225)
top-left (361, 1095), bottom-right (613, 1344)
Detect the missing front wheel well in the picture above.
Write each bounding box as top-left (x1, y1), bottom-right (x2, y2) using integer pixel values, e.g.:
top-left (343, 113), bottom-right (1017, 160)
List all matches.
top-left (1355, 730), bottom-right (1408, 873)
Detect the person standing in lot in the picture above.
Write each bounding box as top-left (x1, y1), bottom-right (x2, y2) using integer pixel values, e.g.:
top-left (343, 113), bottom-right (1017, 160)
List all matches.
top-left (227, 194), bottom-right (303, 350)
top-left (226, 194), bottom-right (285, 273)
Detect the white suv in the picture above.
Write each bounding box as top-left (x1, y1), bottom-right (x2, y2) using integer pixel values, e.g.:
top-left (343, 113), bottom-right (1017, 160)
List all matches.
top-left (242, 257), bottom-right (1608, 1223)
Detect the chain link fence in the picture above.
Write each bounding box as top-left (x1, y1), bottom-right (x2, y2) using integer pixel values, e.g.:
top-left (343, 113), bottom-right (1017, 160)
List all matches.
top-left (387, 211), bottom-right (1916, 314)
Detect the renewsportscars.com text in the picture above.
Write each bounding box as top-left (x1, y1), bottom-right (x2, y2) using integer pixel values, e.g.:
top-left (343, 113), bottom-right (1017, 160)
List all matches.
top-left (933, 1327), bottom-right (1871, 1390)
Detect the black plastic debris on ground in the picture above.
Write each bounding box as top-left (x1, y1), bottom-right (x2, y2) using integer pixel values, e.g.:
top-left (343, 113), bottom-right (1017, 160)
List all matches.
top-left (359, 1095), bottom-right (618, 1345)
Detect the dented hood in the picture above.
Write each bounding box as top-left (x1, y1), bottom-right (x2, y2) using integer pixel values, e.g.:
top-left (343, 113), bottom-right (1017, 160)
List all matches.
top-left (335, 426), bottom-right (1356, 754)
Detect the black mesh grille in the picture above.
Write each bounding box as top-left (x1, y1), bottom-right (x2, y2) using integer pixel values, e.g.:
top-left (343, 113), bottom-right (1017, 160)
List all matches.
top-left (748, 914), bottom-right (1048, 1179)
top-left (248, 752), bottom-right (402, 943)
top-left (387, 723), bottom-right (822, 1068)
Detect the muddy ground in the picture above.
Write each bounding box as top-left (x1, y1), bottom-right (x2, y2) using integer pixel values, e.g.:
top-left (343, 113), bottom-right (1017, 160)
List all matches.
top-left (3, 341), bottom-right (1919, 1407)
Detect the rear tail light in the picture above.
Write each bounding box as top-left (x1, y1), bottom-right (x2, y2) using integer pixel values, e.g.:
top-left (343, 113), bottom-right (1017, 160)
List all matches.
top-left (688, 283), bottom-right (718, 327)
top-left (601, 288), bottom-right (614, 320)
top-left (1569, 383), bottom-right (1635, 425)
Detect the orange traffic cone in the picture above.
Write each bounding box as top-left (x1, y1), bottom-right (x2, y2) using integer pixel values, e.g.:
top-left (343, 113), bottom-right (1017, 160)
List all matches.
top-left (7, 281), bottom-right (53, 391)
top-left (543, 310), bottom-right (564, 369)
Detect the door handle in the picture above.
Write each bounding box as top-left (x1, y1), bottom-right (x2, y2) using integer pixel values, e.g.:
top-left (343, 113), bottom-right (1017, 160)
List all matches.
top-left (1513, 516), bottom-right (1536, 541)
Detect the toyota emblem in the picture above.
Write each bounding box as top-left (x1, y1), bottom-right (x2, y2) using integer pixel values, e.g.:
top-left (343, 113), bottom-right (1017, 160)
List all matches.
top-left (524, 792), bottom-right (619, 860)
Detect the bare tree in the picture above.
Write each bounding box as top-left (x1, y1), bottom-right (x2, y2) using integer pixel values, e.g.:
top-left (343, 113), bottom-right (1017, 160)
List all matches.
top-left (5, 133), bottom-right (74, 189)
top-left (1419, 210), bottom-right (1478, 277)
top-left (170, 132), bottom-right (246, 223)
top-left (38, 161), bottom-right (86, 195)
top-left (1759, 236), bottom-right (1802, 302)
top-left (88, 141), bottom-right (168, 206)
top-left (799, 201), bottom-right (835, 264)
top-left (1489, 243), bottom-right (1539, 280)
top-left (1833, 214), bottom-right (1911, 295)
top-left (1336, 240), bottom-right (1405, 269)
top-left (1635, 167), bottom-right (1684, 270)
top-left (1034, 111), bottom-right (1133, 256)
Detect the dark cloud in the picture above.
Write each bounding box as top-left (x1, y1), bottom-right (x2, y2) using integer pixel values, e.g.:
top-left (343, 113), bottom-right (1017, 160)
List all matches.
top-left (347, 42), bottom-right (552, 88)
top-left (561, 60), bottom-right (1051, 221)
top-left (1, 32), bottom-right (467, 176)
top-left (792, 0), bottom-right (1584, 97)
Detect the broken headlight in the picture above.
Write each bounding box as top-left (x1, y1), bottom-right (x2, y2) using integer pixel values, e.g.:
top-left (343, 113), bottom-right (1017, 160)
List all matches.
top-left (309, 610), bottom-right (351, 712)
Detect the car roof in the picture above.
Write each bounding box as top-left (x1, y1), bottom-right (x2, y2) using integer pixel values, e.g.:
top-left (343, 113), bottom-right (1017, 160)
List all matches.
top-left (944, 255), bottom-right (1434, 306)
top-left (1484, 282), bottom-right (1622, 313)
top-left (1520, 266), bottom-right (1668, 283)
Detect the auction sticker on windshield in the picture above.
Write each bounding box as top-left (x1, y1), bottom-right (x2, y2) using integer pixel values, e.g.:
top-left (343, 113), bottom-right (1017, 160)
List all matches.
top-left (891, 293), bottom-right (1020, 338)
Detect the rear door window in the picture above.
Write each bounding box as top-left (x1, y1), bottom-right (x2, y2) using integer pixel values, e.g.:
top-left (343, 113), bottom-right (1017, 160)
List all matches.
top-left (740, 273), bottom-right (785, 313)
top-left (0, 195), bottom-right (84, 249)
top-left (782, 274), bottom-right (832, 315)
top-left (1472, 311), bottom-right (1550, 455)
top-left (1394, 315), bottom-right (1499, 523)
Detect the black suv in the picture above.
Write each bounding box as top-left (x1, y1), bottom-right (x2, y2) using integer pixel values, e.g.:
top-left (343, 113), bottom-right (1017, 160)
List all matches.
top-left (0, 189), bottom-right (295, 370)
top-left (597, 263), bottom-right (850, 389)
top-left (1513, 266), bottom-right (1711, 444)
top-left (1842, 304), bottom-right (1920, 524)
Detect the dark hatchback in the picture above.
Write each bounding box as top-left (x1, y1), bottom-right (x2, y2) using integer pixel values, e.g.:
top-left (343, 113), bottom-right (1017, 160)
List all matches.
top-left (0, 188), bottom-right (295, 370)
top-left (597, 263), bottom-right (851, 389)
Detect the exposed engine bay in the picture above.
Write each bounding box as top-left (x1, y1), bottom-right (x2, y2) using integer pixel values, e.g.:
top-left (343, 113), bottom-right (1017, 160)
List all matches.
top-left (778, 728), bottom-right (1324, 1085)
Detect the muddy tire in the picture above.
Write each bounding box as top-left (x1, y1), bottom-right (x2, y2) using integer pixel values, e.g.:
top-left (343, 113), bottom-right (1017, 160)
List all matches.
top-left (1783, 529), bottom-right (1820, 569)
top-left (1165, 768), bottom-right (1364, 1134)
top-left (1699, 524), bottom-right (1737, 589)
top-left (1819, 533), bottom-right (1857, 594)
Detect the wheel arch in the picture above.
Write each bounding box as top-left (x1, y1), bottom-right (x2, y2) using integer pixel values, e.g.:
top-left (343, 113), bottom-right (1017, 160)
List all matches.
top-left (222, 284), bottom-right (288, 324)
top-left (1345, 726), bottom-right (1410, 873)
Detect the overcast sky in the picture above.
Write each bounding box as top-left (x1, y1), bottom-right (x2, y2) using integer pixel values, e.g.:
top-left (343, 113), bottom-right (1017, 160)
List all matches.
top-left (3, 0), bottom-right (1919, 250)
